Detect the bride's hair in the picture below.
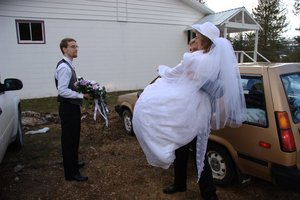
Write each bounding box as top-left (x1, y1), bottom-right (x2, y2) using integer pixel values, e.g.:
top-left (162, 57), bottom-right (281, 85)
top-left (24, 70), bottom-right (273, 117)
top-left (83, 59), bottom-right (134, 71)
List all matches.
top-left (198, 33), bottom-right (213, 53)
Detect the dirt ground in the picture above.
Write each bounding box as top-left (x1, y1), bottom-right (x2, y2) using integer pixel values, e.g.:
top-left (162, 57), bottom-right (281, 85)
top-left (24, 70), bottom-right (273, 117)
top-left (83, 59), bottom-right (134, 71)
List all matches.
top-left (0, 104), bottom-right (300, 200)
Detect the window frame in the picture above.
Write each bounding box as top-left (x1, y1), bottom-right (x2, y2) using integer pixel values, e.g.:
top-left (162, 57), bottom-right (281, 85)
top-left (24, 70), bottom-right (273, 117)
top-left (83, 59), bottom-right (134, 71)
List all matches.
top-left (15, 19), bottom-right (46, 44)
top-left (187, 30), bottom-right (196, 44)
top-left (241, 74), bottom-right (268, 128)
top-left (280, 72), bottom-right (300, 124)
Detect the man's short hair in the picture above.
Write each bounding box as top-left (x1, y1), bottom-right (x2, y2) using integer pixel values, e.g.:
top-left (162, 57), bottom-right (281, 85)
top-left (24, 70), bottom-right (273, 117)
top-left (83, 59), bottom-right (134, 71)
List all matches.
top-left (60, 38), bottom-right (76, 54)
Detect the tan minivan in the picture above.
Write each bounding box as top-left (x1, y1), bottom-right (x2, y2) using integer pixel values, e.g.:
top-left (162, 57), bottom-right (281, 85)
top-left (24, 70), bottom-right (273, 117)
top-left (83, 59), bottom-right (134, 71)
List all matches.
top-left (115, 63), bottom-right (300, 189)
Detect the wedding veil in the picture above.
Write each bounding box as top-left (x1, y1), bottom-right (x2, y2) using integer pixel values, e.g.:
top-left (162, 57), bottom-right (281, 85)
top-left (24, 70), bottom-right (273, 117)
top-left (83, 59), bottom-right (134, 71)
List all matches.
top-left (186, 27), bottom-right (247, 180)
top-left (209, 38), bottom-right (247, 129)
top-left (189, 22), bottom-right (246, 129)
top-left (176, 29), bottom-right (246, 130)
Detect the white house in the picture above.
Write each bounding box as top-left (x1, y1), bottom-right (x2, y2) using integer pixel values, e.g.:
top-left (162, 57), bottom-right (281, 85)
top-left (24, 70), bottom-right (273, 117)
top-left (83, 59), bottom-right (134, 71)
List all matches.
top-left (0, 0), bottom-right (214, 99)
top-left (0, 0), bottom-right (261, 99)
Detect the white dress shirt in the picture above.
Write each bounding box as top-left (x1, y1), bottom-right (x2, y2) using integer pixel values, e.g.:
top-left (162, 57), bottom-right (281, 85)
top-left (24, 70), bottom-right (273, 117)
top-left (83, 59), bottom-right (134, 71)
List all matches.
top-left (55, 56), bottom-right (83, 99)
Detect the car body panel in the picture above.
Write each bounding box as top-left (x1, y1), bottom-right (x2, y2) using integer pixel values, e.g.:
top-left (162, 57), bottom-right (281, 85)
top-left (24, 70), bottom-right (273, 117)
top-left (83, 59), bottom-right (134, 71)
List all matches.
top-left (210, 63), bottom-right (300, 183)
top-left (115, 92), bottom-right (138, 116)
top-left (0, 78), bottom-right (23, 163)
top-left (268, 64), bottom-right (300, 168)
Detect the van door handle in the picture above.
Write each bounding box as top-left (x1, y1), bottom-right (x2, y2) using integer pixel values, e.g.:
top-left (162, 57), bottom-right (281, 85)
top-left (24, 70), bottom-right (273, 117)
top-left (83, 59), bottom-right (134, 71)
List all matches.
top-left (0, 107), bottom-right (2, 115)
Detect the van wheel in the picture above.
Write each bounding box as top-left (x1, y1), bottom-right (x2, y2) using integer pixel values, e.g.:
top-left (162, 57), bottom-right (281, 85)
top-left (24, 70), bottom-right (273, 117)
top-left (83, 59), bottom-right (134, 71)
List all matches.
top-left (11, 106), bottom-right (24, 149)
top-left (122, 109), bottom-right (134, 136)
top-left (207, 143), bottom-right (235, 186)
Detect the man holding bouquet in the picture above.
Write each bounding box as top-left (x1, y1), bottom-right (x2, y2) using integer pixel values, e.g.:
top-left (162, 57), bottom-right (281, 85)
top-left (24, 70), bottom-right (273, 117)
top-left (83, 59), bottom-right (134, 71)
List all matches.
top-left (55, 38), bottom-right (91, 182)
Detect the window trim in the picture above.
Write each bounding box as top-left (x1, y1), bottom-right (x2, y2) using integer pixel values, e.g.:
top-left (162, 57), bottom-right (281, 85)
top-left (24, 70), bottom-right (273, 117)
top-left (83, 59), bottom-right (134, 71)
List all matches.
top-left (187, 30), bottom-right (196, 44)
top-left (15, 19), bottom-right (46, 44)
top-left (241, 74), bottom-right (269, 128)
top-left (280, 73), bottom-right (300, 124)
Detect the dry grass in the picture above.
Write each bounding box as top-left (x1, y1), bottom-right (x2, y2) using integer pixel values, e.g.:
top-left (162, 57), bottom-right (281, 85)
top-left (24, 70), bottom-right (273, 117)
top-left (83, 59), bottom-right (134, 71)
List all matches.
top-left (0, 93), bottom-right (300, 200)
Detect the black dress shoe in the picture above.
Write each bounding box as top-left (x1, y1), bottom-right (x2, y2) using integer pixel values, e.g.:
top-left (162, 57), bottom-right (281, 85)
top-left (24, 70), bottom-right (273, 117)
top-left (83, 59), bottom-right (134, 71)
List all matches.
top-left (78, 160), bottom-right (85, 168)
top-left (203, 195), bottom-right (219, 200)
top-left (66, 174), bottom-right (88, 182)
top-left (163, 184), bottom-right (186, 194)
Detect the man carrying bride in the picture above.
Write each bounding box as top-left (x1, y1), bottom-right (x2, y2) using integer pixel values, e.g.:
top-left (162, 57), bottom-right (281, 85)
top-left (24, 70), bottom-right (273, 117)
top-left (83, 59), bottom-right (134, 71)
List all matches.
top-left (133, 22), bottom-right (246, 199)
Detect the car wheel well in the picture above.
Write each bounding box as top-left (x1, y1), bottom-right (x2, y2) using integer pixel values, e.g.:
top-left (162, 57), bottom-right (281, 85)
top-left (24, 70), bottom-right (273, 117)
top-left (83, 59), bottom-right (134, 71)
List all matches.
top-left (10, 103), bottom-right (24, 150)
top-left (120, 106), bottom-right (132, 113)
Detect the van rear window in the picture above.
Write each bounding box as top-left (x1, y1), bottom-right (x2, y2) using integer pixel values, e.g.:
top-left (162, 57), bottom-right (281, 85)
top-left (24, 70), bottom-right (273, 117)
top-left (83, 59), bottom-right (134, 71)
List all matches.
top-left (281, 73), bottom-right (300, 123)
top-left (241, 76), bottom-right (267, 127)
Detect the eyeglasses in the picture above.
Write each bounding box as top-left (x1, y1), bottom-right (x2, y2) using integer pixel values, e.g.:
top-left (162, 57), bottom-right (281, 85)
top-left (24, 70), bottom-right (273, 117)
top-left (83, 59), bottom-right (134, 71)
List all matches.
top-left (69, 45), bottom-right (79, 49)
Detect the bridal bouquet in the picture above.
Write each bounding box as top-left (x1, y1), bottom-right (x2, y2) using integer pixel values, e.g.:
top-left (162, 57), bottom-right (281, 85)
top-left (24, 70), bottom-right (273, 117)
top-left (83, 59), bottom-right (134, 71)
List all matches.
top-left (75, 77), bottom-right (109, 127)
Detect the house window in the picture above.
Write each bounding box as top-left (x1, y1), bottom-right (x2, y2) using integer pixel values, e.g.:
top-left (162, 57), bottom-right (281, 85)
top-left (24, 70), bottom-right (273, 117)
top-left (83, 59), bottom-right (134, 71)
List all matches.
top-left (187, 30), bottom-right (196, 44)
top-left (16, 20), bottom-right (45, 44)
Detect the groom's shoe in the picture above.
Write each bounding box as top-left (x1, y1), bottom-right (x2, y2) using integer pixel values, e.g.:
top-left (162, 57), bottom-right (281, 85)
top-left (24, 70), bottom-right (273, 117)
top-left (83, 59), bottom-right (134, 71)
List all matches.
top-left (66, 173), bottom-right (88, 182)
top-left (163, 184), bottom-right (186, 194)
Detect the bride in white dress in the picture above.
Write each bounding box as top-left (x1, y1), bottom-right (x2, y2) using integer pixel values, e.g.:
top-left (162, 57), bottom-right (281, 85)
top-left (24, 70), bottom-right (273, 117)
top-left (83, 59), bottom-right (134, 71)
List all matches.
top-left (133, 22), bottom-right (246, 179)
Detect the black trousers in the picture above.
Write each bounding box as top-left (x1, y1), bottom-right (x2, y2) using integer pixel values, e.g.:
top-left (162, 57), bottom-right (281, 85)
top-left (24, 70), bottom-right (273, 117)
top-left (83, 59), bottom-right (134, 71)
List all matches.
top-left (174, 138), bottom-right (217, 200)
top-left (59, 102), bottom-right (81, 179)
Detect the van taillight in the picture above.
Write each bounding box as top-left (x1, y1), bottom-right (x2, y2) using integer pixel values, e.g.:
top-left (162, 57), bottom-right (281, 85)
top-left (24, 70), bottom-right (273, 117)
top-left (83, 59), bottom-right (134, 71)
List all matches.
top-left (275, 111), bottom-right (296, 152)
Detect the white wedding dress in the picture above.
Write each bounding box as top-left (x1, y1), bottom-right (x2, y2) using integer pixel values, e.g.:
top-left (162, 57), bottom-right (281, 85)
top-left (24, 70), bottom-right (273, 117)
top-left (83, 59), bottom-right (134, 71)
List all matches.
top-left (133, 50), bottom-right (216, 169)
top-left (133, 38), bottom-right (246, 177)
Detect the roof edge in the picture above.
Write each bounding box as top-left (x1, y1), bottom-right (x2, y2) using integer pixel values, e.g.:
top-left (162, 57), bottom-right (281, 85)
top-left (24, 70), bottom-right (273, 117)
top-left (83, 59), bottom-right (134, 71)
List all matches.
top-left (180, 0), bottom-right (214, 15)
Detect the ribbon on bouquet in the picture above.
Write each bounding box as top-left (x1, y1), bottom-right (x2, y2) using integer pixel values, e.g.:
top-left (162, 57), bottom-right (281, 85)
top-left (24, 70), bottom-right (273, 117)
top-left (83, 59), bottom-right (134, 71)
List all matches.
top-left (93, 98), bottom-right (109, 127)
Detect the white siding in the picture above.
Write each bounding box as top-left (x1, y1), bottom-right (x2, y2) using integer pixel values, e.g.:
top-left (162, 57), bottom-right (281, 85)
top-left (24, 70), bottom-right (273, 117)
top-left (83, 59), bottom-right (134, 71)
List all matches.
top-left (0, 0), bottom-right (206, 99)
top-left (0, 0), bottom-right (202, 24)
top-left (0, 0), bottom-right (118, 21)
top-left (126, 0), bottom-right (203, 24)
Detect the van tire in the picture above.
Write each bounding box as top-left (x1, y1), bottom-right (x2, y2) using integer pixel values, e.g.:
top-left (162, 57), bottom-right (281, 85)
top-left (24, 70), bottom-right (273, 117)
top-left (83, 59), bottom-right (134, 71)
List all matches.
top-left (207, 143), bottom-right (235, 187)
